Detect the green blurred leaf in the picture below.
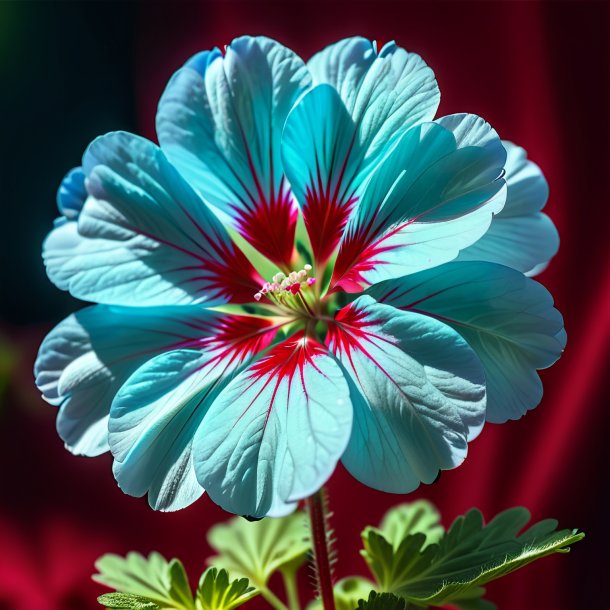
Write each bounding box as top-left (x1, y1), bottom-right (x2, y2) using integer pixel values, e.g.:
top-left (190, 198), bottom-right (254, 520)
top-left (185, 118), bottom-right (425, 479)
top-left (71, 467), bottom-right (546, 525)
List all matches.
top-left (373, 501), bottom-right (444, 550)
top-left (361, 507), bottom-right (583, 607)
top-left (94, 552), bottom-right (195, 609)
top-left (196, 567), bottom-right (257, 610)
top-left (97, 592), bottom-right (160, 609)
top-left (356, 592), bottom-right (407, 610)
top-left (207, 512), bottom-right (310, 589)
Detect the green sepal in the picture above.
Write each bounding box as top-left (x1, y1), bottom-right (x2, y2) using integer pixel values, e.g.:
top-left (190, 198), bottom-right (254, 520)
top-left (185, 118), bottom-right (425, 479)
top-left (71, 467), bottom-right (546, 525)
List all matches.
top-left (361, 506), bottom-right (584, 607)
top-left (94, 552), bottom-right (195, 610)
top-left (207, 512), bottom-right (310, 590)
top-left (195, 567), bottom-right (258, 610)
top-left (97, 592), bottom-right (160, 609)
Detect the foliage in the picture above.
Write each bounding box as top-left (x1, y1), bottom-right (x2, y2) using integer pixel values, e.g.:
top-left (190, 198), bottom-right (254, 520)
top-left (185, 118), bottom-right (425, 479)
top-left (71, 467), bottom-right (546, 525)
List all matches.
top-left (95, 552), bottom-right (257, 610)
top-left (207, 511), bottom-right (310, 589)
top-left (96, 502), bottom-right (583, 610)
top-left (361, 506), bottom-right (584, 607)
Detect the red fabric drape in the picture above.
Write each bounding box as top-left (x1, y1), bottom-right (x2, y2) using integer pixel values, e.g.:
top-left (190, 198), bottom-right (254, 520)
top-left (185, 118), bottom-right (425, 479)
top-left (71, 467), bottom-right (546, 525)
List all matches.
top-left (1, 2), bottom-right (608, 609)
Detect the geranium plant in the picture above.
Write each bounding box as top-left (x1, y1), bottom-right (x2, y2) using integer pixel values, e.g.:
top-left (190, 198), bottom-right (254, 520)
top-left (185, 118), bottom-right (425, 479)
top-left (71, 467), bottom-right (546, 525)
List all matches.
top-left (34, 36), bottom-right (581, 609)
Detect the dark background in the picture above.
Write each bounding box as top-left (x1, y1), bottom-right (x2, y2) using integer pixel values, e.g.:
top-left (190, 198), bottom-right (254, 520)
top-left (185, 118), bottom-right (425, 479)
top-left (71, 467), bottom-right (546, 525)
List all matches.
top-left (1, 1), bottom-right (609, 609)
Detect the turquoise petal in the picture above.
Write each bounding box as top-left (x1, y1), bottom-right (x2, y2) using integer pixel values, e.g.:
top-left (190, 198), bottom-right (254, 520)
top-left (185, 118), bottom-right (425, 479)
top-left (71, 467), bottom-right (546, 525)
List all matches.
top-left (109, 315), bottom-right (282, 511)
top-left (34, 305), bottom-right (221, 456)
top-left (193, 334), bottom-right (352, 518)
top-left (110, 350), bottom-right (221, 511)
top-left (308, 37), bottom-right (439, 169)
top-left (282, 84), bottom-right (362, 262)
top-left (44, 131), bottom-right (259, 306)
top-left (328, 295), bottom-right (486, 493)
top-left (368, 261), bottom-right (566, 423)
top-left (457, 141), bottom-right (558, 274)
top-left (332, 114), bottom-right (507, 291)
top-left (157, 36), bottom-right (311, 265)
top-left (56, 167), bottom-right (86, 219)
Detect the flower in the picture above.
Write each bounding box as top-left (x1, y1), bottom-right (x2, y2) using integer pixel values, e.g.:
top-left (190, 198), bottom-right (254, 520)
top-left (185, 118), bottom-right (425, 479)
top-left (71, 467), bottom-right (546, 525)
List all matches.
top-left (35, 36), bottom-right (564, 518)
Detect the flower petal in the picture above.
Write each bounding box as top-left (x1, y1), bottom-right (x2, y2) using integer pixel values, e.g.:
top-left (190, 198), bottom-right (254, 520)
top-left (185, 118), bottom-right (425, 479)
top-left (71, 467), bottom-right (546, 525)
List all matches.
top-left (457, 141), bottom-right (558, 274)
top-left (56, 167), bottom-right (87, 219)
top-left (35, 306), bottom-right (278, 458)
top-left (308, 37), bottom-right (440, 166)
top-left (34, 305), bottom-right (225, 456)
top-left (44, 131), bottom-right (261, 306)
top-left (282, 84), bottom-right (362, 262)
top-left (327, 295), bottom-right (486, 494)
top-left (193, 334), bottom-right (353, 518)
top-left (331, 114), bottom-right (507, 292)
top-left (368, 261), bottom-right (566, 423)
top-left (108, 315), bottom-right (281, 511)
top-left (157, 36), bottom-right (311, 266)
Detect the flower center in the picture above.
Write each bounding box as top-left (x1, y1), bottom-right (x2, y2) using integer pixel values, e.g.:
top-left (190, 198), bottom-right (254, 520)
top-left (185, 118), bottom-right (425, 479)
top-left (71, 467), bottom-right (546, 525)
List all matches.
top-left (254, 264), bottom-right (318, 317)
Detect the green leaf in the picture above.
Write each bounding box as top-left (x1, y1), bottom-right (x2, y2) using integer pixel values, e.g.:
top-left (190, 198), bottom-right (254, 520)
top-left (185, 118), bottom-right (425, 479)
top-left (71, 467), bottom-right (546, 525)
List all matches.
top-left (207, 512), bottom-right (310, 589)
top-left (356, 592), bottom-right (407, 610)
top-left (94, 552), bottom-right (195, 610)
top-left (374, 501), bottom-right (444, 549)
top-left (307, 577), bottom-right (376, 610)
top-left (196, 568), bottom-right (257, 610)
top-left (361, 507), bottom-right (584, 607)
top-left (97, 592), bottom-right (160, 609)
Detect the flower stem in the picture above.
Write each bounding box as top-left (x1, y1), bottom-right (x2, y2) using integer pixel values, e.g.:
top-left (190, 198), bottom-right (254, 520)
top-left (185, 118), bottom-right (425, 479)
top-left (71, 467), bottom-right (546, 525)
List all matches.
top-left (306, 488), bottom-right (336, 610)
top-left (281, 568), bottom-right (301, 610)
top-left (260, 586), bottom-right (290, 610)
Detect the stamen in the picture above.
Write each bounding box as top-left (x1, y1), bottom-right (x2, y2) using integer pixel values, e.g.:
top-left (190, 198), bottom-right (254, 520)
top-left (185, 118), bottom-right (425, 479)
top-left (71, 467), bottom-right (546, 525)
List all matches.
top-left (253, 264), bottom-right (317, 315)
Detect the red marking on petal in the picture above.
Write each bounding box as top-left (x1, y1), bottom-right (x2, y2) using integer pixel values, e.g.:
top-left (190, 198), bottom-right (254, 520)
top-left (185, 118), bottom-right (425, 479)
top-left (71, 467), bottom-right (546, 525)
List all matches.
top-left (249, 332), bottom-right (328, 382)
top-left (331, 220), bottom-right (413, 293)
top-left (304, 187), bottom-right (358, 264)
top-left (326, 303), bottom-right (400, 389)
top-left (230, 333), bottom-right (329, 429)
top-left (120, 213), bottom-right (262, 304)
top-left (203, 314), bottom-right (281, 365)
top-left (232, 178), bottom-right (298, 267)
top-left (302, 134), bottom-right (360, 264)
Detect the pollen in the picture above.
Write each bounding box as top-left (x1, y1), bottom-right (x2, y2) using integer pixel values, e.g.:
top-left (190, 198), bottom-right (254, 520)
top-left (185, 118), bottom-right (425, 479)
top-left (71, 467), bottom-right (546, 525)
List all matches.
top-left (253, 264), bottom-right (317, 315)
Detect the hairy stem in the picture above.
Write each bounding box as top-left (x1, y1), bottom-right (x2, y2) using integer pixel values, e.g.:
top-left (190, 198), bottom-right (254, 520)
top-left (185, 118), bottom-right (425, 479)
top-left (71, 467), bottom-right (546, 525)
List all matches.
top-left (306, 488), bottom-right (336, 610)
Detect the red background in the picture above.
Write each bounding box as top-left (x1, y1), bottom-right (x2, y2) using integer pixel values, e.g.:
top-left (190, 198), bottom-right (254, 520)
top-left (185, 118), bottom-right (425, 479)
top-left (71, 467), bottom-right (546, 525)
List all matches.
top-left (1, 2), bottom-right (609, 609)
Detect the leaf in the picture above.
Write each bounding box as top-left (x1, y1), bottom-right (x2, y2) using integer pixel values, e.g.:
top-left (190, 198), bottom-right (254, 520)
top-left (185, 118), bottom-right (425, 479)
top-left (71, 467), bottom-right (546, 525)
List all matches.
top-left (373, 501), bottom-right (444, 549)
top-left (361, 507), bottom-right (584, 607)
top-left (94, 552), bottom-right (195, 609)
top-left (196, 568), bottom-right (258, 610)
top-left (356, 591), bottom-right (407, 610)
top-left (207, 512), bottom-right (310, 589)
top-left (97, 593), bottom-right (160, 609)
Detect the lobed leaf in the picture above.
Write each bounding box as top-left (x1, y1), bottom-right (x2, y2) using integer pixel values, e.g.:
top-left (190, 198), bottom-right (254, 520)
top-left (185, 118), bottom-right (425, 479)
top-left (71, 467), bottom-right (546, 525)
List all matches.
top-left (94, 552), bottom-right (195, 609)
top-left (207, 512), bottom-right (310, 588)
top-left (373, 501), bottom-right (444, 549)
top-left (196, 567), bottom-right (257, 610)
top-left (361, 506), bottom-right (583, 607)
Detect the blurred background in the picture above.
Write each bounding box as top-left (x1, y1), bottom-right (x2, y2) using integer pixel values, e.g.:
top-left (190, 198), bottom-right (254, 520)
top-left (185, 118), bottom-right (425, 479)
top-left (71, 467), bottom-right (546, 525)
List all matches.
top-left (1, 1), bottom-right (609, 609)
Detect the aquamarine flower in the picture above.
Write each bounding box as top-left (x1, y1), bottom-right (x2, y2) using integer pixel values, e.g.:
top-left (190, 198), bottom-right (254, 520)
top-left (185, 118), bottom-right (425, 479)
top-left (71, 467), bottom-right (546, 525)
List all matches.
top-left (35, 36), bottom-right (564, 518)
